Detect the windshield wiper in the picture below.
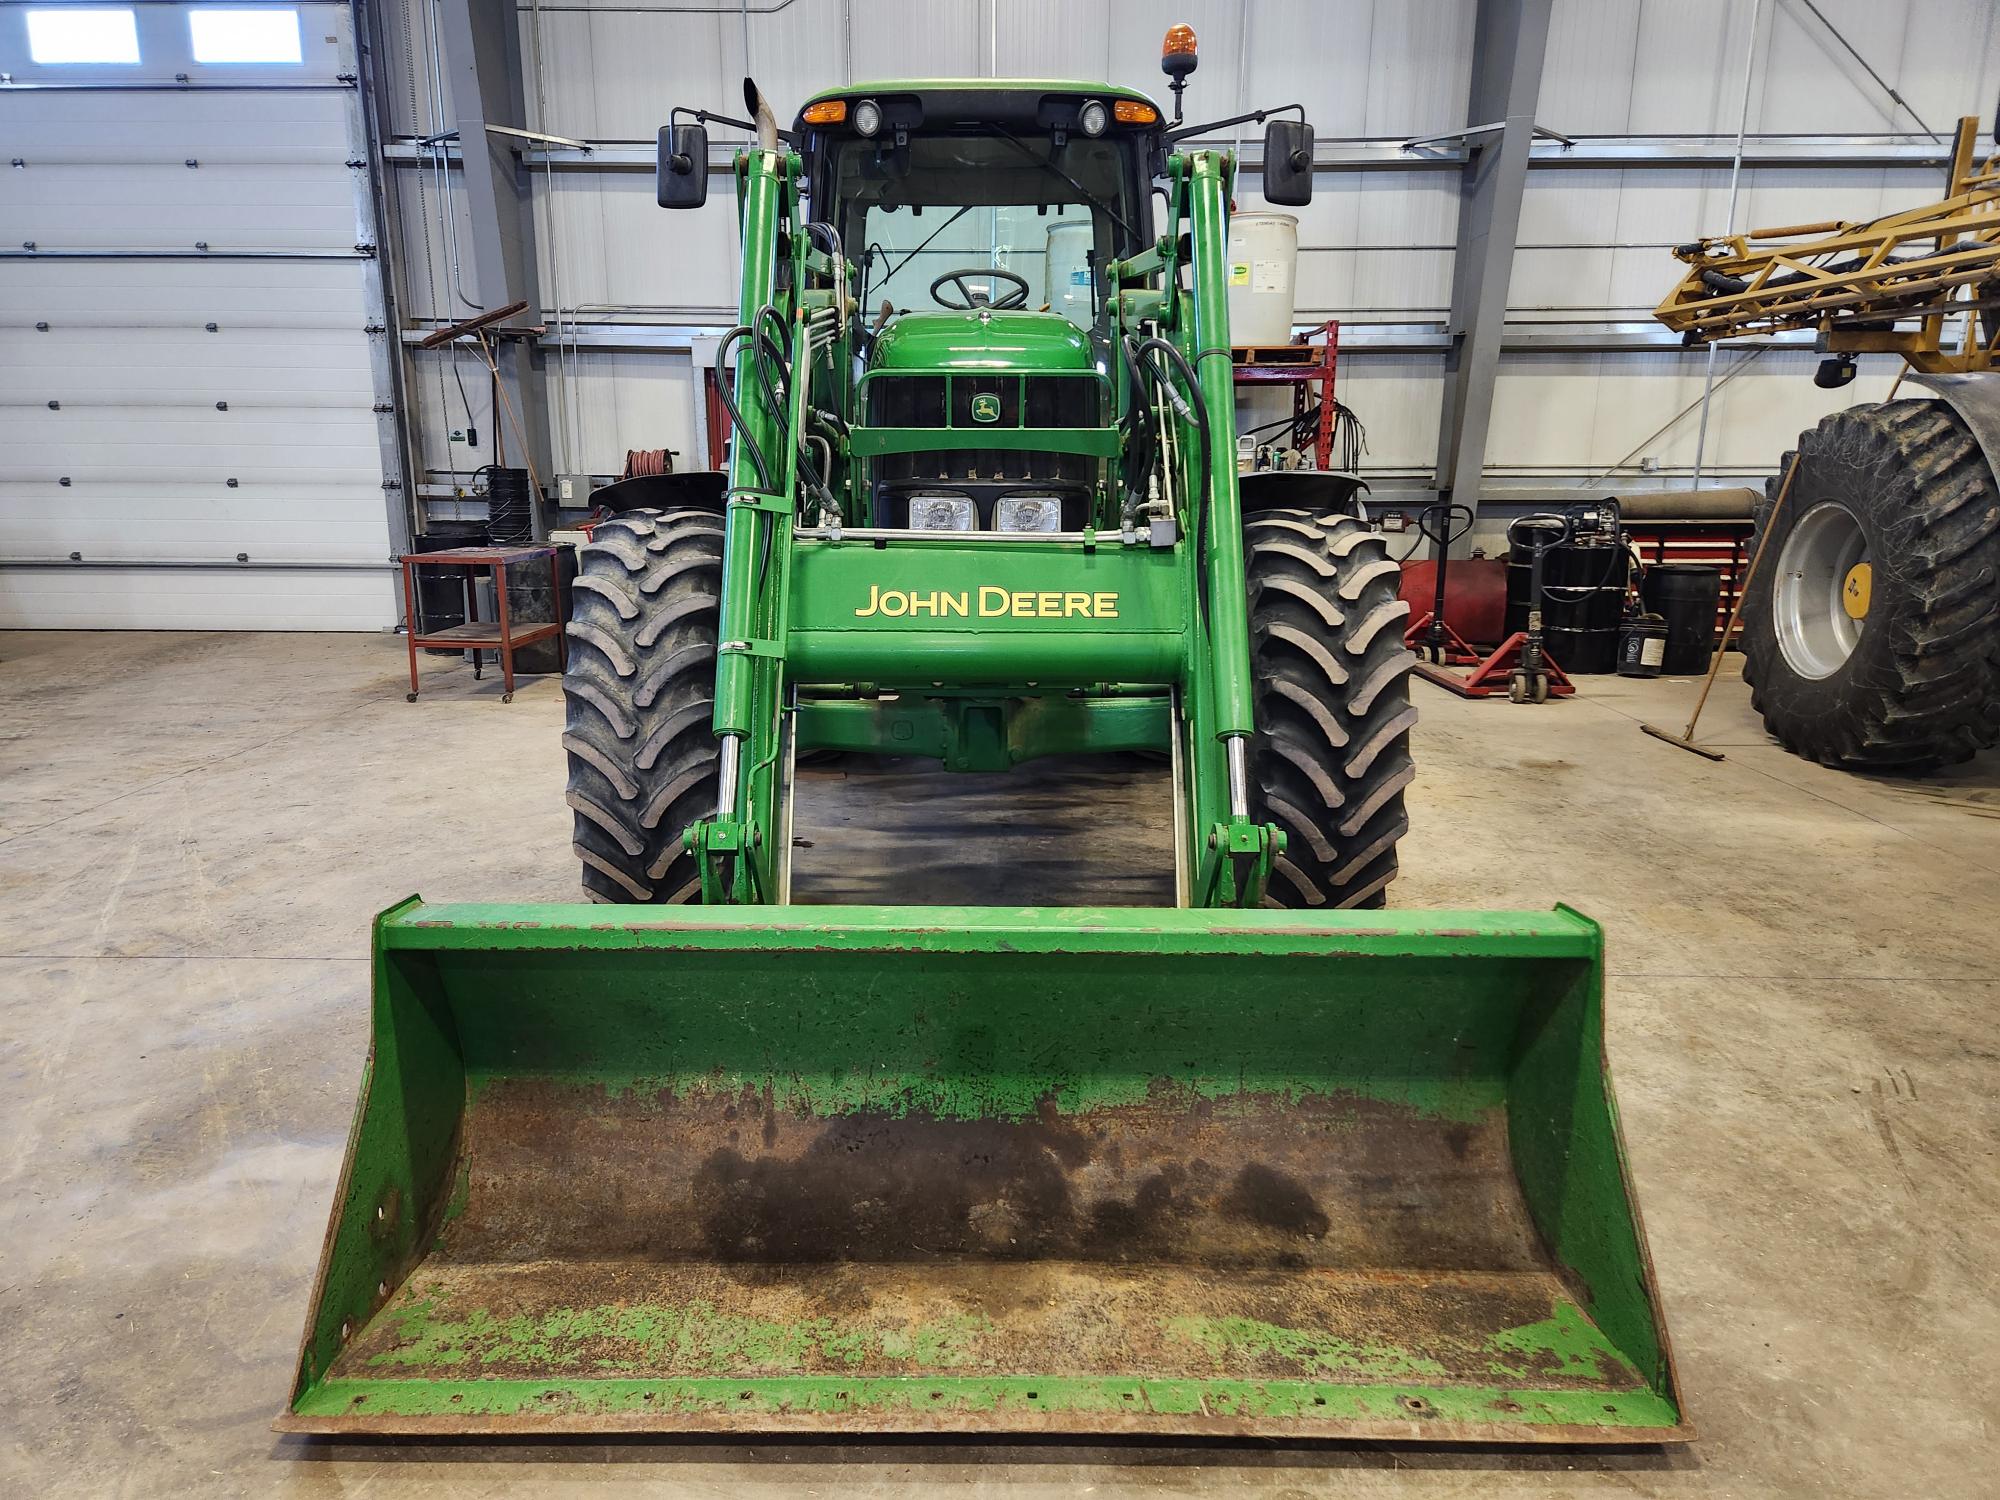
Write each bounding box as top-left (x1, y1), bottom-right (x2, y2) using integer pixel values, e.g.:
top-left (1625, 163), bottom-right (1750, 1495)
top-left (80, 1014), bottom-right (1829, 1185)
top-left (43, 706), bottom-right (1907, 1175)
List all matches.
top-left (987, 125), bottom-right (1139, 245)
top-left (866, 204), bottom-right (976, 304)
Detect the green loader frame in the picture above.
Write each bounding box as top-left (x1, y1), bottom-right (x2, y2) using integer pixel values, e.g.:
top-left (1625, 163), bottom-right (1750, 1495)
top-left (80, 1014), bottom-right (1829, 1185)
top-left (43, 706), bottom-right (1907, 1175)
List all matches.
top-left (692, 137), bottom-right (1275, 907)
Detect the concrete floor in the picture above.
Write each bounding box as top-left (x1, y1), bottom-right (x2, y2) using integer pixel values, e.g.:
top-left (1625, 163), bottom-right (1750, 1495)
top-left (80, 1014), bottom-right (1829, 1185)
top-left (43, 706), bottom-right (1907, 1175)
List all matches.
top-left (2, 629), bottom-right (1996, 1498)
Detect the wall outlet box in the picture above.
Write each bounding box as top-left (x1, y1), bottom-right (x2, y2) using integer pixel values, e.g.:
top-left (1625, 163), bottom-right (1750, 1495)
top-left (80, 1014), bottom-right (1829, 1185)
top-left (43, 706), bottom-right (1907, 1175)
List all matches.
top-left (555, 473), bottom-right (619, 506)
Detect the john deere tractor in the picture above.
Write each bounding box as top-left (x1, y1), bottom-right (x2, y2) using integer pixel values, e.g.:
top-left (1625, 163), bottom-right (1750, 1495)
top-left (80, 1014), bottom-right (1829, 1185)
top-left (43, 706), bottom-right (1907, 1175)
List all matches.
top-left (562, 74), bottom-right (1412, 911)
top-left (281, 37), bottom-right (1685, 1444)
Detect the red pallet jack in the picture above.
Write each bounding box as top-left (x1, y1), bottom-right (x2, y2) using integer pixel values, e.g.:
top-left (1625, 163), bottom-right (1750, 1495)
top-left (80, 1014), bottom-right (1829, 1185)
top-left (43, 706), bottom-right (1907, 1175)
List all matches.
top-left (1406, 503), bottom-right (1599, 703)
top-left (1415, 630), bottom-right (1576, 702)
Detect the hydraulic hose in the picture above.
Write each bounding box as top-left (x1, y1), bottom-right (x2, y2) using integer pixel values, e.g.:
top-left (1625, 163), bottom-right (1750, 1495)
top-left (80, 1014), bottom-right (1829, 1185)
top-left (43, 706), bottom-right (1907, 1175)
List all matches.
top-left (1124, 335), bottom-right (1213, 612)
top-left (1122, 334), bottom-right (1212, 540)
top-left (803, 220), bottom-right (849, 321)
top-left (712, 324), bottom-right (772, 494)
top-left (1116, 336), bottom-right (1159, 525)
top-left (751, 303), bottom-right (791, 420)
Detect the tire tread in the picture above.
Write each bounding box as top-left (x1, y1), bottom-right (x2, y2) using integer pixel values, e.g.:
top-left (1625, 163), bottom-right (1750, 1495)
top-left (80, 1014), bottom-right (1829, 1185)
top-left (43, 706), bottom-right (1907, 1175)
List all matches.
top-left (562, 508), bottom-right (722, 902)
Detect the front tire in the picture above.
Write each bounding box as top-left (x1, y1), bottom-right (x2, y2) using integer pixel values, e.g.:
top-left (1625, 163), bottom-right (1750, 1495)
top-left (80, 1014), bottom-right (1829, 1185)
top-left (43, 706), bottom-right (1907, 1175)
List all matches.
top-left (1245, 510), bottom-right (1418, 908)
top-left (561, 507), bottom-right (724, 902)
top-left (1742, 401), bottom-right (2000, 773)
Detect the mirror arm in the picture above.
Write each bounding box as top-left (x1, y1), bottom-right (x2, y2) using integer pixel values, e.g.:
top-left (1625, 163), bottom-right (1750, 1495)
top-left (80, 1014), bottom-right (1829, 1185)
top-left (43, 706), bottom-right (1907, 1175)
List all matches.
top-left (673, 104), bottom-right (798, 147)
top-left (1165, 102), bottom-right (1304, 148)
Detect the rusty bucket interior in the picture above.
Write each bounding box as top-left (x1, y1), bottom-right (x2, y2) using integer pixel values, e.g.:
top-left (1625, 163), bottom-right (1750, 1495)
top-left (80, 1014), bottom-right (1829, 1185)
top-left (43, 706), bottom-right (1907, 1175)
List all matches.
top-left (280, 901), bottom-right (1687, 1441)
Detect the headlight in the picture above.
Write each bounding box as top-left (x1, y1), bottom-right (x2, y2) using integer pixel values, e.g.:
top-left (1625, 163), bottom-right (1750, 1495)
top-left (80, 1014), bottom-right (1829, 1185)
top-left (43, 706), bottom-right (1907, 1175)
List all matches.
top-left (1078, 99), bottom-right (1108, 137)
top-left (907, 494), bottom-right (974, 531)
top-left (994, 495), bottom-right (1063, 533)
top-left (853, 98), bottom-right (882, 137)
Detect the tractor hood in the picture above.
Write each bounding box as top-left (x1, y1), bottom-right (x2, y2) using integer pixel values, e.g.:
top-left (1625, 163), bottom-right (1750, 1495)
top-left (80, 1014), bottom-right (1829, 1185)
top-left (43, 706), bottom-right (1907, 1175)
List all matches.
top-left (870, 310), bottom-right (1095, 373)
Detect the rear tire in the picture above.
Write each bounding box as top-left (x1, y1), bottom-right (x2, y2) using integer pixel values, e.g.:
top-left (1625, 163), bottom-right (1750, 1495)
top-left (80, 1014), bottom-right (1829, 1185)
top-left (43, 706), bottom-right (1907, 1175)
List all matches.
top-left (561, 507), bottom-right (724, 902)
top-left (1245, 510), bottom-right (1418, 909)
top-left (1742, 400), bottom-right (2000, 773)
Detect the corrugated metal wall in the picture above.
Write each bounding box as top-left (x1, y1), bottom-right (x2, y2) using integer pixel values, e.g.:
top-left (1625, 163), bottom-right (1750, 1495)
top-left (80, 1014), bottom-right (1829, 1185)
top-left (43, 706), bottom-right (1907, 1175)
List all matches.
top-left (382, 0), bottom-right (2000, 499)
top-left (1, 1), bottom-right (400, 630)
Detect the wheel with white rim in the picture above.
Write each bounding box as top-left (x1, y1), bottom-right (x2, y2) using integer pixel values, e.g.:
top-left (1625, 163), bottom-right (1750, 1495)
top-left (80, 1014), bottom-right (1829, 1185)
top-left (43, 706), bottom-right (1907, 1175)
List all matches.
top-left (1740, 400), bottom-right (2000, 773)
top-left (1772, 499), bottom-right (1868, 680)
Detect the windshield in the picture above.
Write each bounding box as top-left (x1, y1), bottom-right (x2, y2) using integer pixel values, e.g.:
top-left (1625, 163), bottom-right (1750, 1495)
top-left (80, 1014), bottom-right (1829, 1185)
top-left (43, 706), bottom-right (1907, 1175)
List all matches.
top-left (826, 132), bottom-right (1145, 329)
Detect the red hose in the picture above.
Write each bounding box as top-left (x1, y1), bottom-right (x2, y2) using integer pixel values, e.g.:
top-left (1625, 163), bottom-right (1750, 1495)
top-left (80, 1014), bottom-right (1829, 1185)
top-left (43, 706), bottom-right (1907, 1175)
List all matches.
top-left (622, 448), bottom-right (675, 479)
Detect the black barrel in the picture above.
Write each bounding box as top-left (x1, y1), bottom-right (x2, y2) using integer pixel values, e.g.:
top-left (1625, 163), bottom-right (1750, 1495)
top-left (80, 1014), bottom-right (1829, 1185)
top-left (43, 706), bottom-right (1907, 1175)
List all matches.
top-left (1504, 540), bottom-right (1631, 675)
top-left (413, 526), bottom-right (483, 656)
top-left (505, 545), bottom-right (577, 675)
top-left (482, 466), bottom-right (537, 544)
top-left (1641, 564), bottom-right (1722, 675)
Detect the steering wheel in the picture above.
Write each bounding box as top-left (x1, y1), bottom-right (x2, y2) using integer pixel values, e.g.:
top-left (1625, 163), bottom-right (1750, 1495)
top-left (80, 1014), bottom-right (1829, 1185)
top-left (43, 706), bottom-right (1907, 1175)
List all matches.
top-left (930, 268), bottom-right (1031, 311)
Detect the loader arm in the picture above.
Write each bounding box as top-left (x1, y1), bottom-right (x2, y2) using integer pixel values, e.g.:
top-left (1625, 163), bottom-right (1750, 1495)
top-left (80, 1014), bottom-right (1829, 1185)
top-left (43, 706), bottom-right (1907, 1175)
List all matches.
top-left (691, 142), bottom-right (1280, 906)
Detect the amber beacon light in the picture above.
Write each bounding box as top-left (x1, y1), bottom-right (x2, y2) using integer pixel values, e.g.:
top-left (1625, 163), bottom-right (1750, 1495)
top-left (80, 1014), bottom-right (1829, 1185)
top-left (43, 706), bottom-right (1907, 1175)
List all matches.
top-left (1161, 23), bottom-right (1197, 121)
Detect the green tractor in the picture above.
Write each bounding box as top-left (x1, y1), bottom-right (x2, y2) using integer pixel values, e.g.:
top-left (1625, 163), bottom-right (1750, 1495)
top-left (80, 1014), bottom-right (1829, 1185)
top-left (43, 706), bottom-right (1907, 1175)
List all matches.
top-left (567, 74), bottom-right (1409, 911)
top-left (281, 41), bottom-right (1687, 1443)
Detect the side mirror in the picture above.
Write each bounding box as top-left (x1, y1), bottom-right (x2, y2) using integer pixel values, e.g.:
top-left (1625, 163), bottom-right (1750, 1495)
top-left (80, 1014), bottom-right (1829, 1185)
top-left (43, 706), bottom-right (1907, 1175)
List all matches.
top-left (1261, 119), bottom-right (1314, 206)
top-left (656, 122), bottom-right (709, 209)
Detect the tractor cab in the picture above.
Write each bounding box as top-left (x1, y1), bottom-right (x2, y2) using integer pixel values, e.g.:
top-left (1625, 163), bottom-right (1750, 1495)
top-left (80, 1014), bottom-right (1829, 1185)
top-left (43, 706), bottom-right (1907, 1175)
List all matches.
top-left (796, 83), bottom-right (1162, 534)
top-left (799, 83), bottom-right (1159, 328)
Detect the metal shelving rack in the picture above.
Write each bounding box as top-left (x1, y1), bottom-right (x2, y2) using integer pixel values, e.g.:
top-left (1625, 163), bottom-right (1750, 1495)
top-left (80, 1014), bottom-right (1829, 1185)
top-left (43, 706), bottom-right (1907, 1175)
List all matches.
top-left (1230, 319), bottom-right (1340, 471)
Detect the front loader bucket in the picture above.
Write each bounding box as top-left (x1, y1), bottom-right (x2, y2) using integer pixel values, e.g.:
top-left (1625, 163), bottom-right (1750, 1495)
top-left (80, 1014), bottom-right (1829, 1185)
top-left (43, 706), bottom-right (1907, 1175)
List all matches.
top-left (280, 902), bottom-right (1687, 1442)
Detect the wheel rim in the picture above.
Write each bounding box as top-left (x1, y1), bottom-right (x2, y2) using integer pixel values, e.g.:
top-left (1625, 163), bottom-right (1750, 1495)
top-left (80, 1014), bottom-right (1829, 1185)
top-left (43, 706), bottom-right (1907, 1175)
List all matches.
top-left (1773, 499), bottom-right (1868, 679)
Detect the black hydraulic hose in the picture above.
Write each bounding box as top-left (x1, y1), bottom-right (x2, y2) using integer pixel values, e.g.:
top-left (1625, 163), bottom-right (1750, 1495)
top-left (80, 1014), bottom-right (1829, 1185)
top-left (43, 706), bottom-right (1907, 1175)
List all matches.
top-left (1126, 335), bottom-right (1212, 585)
top-left (797, 227), bottom-right (857, 518)
top-left (751, 303), bottom-right (790, 417)
top-left (712, 324), bottom-right (772, 494)
top-left (1116, 335), bottom-right (1159, 524)
top-left (712, 322), bottom-right (783, 592)
top-left (1132, 335), bottom-right (1212, 521)
top-left (751, 300), bottom-right (845, 521)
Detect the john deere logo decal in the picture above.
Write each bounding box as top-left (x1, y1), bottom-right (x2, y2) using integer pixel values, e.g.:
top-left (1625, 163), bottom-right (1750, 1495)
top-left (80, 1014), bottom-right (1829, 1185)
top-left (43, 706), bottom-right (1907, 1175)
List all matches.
top-left (969, 393), bottom-right (1001, 423)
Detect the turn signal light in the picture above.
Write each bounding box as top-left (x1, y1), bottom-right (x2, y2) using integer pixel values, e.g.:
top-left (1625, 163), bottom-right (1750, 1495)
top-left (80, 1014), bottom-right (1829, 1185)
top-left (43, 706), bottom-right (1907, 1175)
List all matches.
top-left (1114, 99), bottom-right (1159, 125)
top-left (802, 99), bottom-right (846, 125)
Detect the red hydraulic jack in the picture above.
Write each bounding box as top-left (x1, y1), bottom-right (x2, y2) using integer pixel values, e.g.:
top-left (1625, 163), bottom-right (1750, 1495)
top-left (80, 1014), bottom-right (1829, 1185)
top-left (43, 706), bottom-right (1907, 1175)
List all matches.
top-left (1406, 502), bottom-right (1577, 703)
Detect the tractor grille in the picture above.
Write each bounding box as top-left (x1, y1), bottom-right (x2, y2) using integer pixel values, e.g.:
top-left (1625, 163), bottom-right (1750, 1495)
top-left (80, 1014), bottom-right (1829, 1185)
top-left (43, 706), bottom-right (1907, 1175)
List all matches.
top-left (867, 375), bottom-right (1100, 491)
top-left (867, 374), bottom-right (1098, 431)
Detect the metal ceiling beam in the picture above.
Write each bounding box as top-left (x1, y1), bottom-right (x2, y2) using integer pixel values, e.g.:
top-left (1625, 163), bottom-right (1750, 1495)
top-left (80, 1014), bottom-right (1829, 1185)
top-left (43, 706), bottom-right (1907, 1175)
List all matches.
top-left (377, 133), bottom-right (1962, 173)
top-left (413, 320), bottom-right (1818, 356)
top-left (431, 0), bottom-right (551, 493)
top-left (1432, 0), bottom-right (1553, 523)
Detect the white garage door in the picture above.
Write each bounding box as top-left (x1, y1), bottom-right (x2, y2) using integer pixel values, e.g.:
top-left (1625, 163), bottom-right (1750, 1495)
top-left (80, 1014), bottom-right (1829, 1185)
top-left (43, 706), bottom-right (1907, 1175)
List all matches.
top-left (0, 1), bottom-right (401, 629)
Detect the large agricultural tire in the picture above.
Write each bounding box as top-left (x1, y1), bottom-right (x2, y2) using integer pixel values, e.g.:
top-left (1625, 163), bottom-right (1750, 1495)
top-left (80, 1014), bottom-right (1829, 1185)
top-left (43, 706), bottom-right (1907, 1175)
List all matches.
top-left (1741, 400), bottom-right (2000, 774)
top-left (1245, 510), bottom-right (1418, 909)
top-left (561, 507), bottom-right (724, 902)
